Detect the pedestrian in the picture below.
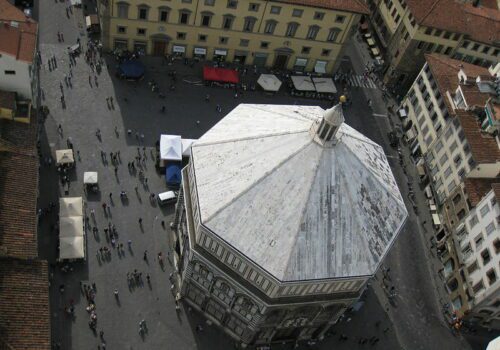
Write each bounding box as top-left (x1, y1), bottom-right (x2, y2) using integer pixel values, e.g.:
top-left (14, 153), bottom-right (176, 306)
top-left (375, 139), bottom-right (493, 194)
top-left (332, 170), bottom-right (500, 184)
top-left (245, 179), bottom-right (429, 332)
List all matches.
top-left (94, 75), bottom-right (98, 85)
top-left (102, 202), bottom-right (107, 210)
top-left (139, 218), bottom-right (143, 225)
top-left (89, 75), bottom-right (92, 86)
top-left (114, 167), bottom-right (118, 175)
top-left (128, 239), bottom-right (132, 247)
top-left (144, 177), bottom-right (148, 184)
top-left (143, 250), bottom-right (148, 261)
top-left (109, 193), bottom-right (113, 200)
top-left (57, 124), bottom-right (63, 135)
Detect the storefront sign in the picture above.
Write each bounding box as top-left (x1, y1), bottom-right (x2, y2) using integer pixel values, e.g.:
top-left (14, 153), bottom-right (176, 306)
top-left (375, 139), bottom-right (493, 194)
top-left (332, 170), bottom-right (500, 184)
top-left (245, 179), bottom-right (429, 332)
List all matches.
top-left (173, 45), bottom-right (185, 53)
top-left (194, 47), bottom-right (207, 55)
top-left (214, 49), bottom-right (227, 56)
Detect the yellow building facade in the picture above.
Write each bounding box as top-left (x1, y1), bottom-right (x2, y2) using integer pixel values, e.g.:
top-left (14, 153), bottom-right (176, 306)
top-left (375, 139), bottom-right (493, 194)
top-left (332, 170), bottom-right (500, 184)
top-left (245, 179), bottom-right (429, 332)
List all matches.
top-left (97, 0), bottom-right (368, 73)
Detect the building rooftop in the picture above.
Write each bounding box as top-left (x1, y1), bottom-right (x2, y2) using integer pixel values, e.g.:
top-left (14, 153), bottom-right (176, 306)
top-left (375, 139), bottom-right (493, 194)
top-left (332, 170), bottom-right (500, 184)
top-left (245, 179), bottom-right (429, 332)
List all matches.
top-left (406, 0), bottom-right (500, 44)
top-left (190, 104), bottom-right (407, 282)
top-left (456, 109), bottom-right (500, 165)
top-left (0, 258), bottom-right (50, 350)
top-left (424, 54), bottom-right (490, 112)
top-left (0, 90), bottom-right (16, 110)
top-left (0, 118), bottom-right (39, 258)
top-left (274, 0), bottom-right (369, 14)
top-left (464, 177), bottom-right (500, 207)
top-left (0, 0), bottom-right (38, 63)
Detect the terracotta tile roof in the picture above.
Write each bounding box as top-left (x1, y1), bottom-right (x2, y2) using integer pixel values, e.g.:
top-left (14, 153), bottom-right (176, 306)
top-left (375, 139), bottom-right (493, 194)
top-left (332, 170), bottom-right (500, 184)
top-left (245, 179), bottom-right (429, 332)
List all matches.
top-left (456, 109), bottom-right (500, 165)
top-left (424, 53), bottom-right (490, 112)
top-left (0, 258), bottom-right (50, 350)
top-left (273, 0), bottom-right (369, 14)
top-left (0, 118), bottom-right (39, 259)
top-left (0, 0), bottom-right (30, 22)
top-left (464, 177), bottom-right (500, 207)
top-left (0, 90), bottom-right (16, 110)
top-left (0, 21), bottom-right (38, 63)
top-left (492, 183), bottom-right (500, 204)
top-left (406, 0), bottom-right (500, 44)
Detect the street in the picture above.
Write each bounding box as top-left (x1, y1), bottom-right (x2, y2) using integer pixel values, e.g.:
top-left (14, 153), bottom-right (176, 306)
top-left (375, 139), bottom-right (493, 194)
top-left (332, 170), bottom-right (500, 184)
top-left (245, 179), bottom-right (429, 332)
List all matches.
top-left (33, 1), bottom-right (492, 349)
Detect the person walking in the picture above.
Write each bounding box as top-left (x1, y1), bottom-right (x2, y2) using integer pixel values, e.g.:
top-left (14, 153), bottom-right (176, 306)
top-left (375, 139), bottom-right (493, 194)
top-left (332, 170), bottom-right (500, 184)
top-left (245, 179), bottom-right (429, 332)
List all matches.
top-left (143, 250), bottom-right (148, 261)
top-left (138, 218), bottom-right (143, 225)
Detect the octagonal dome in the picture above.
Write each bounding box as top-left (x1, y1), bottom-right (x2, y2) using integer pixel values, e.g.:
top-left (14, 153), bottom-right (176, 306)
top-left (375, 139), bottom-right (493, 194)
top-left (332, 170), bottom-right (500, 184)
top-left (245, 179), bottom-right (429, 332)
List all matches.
top-left (190, 104), bottom-right (408, 282)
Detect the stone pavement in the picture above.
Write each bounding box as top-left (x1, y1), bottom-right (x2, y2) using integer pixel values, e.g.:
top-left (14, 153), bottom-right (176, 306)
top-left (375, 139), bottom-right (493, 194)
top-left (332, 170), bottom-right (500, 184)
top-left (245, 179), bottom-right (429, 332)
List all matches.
top-left (34, 1), bottom-right (488, 349)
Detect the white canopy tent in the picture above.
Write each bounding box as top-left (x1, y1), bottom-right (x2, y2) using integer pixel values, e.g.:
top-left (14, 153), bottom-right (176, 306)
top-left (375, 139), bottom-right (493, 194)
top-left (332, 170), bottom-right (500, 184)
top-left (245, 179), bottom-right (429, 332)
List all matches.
top-left (160, 135), bottom-right (182, 161)
top-left (56, 149), bottom-right (74, 164)
top-left (181, 139), bottom-right (196, 157)
top-left (59, 197), bottom-right (85, 260)
top-left (487, 336), bottom-right (500, 350)
top-left (59, 236), bottom-right (85, 260)
top-left (83, 171), bottom-right (98, 184)
top-left (257, 74), bottom-right (282, 92)
top-left (291, 76), bottom-right (315, 91)
top-left (59, 197), bottom-right (83, 217)
top-left (312, 77), bottom-right (337, 93)
top-left (60, 216), bottom-right (84, 237)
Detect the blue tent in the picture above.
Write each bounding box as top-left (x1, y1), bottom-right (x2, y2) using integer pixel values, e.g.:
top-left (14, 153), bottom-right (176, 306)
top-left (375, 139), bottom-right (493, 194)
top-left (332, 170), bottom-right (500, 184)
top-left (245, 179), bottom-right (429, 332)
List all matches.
top-left (117, 60), bottom-right (145, 80)
top-left (166, 163), bottom-right (182, 188)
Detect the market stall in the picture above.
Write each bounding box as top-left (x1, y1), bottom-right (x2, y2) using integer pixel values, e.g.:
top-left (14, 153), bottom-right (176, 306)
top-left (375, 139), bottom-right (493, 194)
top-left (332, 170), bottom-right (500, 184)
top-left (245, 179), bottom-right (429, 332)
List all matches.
top-left (116, 60), bottom-right (145, 80)
top-left (83, 171), bottom-right (99, 193)
top-left (203, 66), bottom-right (239, 85)
top-left (59, 197), bottom-right (85, 261)
top-left (257, 74), bottom-right (282, 92)
top-left (56, 149), bottom-right (74, 165)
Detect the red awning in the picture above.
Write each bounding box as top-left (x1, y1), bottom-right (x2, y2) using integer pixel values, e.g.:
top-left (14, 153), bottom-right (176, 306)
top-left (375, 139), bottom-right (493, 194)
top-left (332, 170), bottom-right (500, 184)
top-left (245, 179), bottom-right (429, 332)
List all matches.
top-left (203, 66), bottom-right (239, 84)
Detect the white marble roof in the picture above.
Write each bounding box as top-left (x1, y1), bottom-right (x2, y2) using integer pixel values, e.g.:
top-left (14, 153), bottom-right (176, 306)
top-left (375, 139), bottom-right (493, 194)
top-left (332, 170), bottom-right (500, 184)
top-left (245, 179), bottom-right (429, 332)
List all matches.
top-left (190, 104), bottom-right (408, 281)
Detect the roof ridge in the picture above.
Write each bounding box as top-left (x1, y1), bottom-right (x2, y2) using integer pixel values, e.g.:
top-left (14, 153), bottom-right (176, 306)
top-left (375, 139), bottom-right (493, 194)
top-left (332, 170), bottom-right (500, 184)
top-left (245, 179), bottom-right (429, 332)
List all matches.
top-left (194, 129), bottom-right (309, 148)
top-left (282, 144), bottom-right (325, 280)
top-left (204, 140), bottom-right (316, 223)
top-left (420, 0), bottom-right (444, 25)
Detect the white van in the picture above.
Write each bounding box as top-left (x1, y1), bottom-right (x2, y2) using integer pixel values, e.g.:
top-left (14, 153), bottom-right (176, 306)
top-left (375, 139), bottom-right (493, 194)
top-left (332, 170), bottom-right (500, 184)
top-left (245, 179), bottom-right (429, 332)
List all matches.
top-left (158, 191), bottom-right (177, 205)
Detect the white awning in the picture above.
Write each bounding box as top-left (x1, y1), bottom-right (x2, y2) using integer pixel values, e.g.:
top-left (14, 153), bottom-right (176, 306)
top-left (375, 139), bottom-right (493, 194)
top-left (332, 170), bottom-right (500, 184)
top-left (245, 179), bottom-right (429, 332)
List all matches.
top-left (59, 197), bottom-right (83, 217)
top-left (486, 336), bottom-right (500, 350)
top-left (291, 76), bottom-right (315, 91)
top-left (257, 74), bottom-right (282, 92)
top-left (172, 45), bottom-right (185, 53)
top-left (60, 216), bottom-right (84, 237)
top-left (56, 149), bottom-right (74, 164)
top-left (59, 196), bottom-right (84, 260)
top-left (160, 134), bottom-right (182, 161)
top-left (83, 171), bottom-right (98, 184)
top-left (59, 236), bottom-right (85, 260)
top-left (314, 61), bottom-right (327, 74)
top-left (214, 49), bottom-right (227, 56)
top-left (194, 47), bottom-right (206, 55)
top-left (432, 213), bottom-right (441, 226)
top-left (312, 77), bottom-right (337, 93)
top-left (181, 139), bottom-right (196, 157)
top-left (399, 108), bottom-right (407, 118)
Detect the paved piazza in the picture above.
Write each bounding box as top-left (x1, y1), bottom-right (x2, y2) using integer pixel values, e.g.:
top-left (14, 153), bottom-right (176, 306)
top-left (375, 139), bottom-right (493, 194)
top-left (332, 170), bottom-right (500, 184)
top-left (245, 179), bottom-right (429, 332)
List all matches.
top-left (34, 0), bottom-right (485, 349)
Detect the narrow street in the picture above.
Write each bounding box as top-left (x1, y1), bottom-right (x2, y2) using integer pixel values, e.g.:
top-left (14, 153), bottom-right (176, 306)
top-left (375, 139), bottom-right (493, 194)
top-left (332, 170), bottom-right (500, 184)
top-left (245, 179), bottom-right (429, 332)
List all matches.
top-left (34, 1), bottom-right (484, 349)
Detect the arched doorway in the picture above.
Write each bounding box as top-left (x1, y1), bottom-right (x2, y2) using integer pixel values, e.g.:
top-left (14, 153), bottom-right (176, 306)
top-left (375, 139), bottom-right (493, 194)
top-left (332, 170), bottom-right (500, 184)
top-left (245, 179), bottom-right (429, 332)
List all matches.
top-left (150, 33), bottom-right (171, 56)
top-left (273, 47), bottom-right (293, 69)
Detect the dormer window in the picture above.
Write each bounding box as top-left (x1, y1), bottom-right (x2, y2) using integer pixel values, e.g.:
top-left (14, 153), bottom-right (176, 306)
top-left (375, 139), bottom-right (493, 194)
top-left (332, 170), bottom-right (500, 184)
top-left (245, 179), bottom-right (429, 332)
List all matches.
top-left (453, 87), bottom-right (466, 109)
